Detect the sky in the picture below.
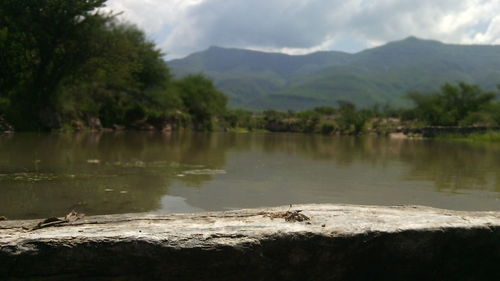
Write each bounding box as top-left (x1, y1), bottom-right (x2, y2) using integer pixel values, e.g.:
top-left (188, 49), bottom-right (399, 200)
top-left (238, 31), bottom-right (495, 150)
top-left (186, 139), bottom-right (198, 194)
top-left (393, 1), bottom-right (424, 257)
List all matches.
top-left (105, 0), bottom-right (500, 59)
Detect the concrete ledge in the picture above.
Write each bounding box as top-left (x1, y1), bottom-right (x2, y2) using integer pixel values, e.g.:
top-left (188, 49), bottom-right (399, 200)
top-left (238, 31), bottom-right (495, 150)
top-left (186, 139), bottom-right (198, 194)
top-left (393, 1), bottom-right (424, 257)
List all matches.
top-left (1, 204), bottom-right (499, 281)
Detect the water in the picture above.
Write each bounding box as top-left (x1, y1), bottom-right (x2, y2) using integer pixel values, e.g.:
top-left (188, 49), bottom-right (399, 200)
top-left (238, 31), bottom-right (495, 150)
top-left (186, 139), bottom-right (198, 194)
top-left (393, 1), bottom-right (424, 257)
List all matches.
top-left (0, 132), bottom-right (499, 220)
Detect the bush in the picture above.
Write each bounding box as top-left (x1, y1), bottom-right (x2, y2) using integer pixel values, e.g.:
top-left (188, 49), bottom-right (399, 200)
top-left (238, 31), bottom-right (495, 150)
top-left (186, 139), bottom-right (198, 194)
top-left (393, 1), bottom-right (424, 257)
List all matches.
top-left (320, 122), bottom-right (336, 135)
top-left (406, 82), bottom-right (496, 126)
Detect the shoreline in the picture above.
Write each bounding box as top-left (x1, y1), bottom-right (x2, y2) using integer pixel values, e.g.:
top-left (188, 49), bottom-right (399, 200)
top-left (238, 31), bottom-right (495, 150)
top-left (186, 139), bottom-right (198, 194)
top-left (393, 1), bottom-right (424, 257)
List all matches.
top-left (3, 125), bottom-right (500, 144)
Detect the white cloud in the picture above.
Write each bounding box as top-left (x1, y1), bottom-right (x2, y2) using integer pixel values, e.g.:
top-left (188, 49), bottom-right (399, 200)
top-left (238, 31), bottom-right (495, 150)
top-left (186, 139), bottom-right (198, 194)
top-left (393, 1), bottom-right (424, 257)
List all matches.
top-left (105, 0), bottom-right (203, 34)
top-left (350, 0), bottom-right (500, 47)
top-left (105, 0), bottom-right (500, 58)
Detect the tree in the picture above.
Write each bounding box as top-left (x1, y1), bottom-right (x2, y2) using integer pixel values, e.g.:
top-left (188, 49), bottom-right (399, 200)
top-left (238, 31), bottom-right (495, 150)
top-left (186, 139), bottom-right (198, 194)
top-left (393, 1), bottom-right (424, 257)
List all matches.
top-left (62, 21), bottom-right (179, 127)
top-left (313, 106), bottom-right (337, 115)
top-left (297, 110), bottom-right (321, 133)
top-left (336, 101), bottom-right (367, 134)
top-left (407, 82), bottom-right (496, 126)
top-left (0, 1), bottom-right (228, 131)
top-left (0, 0), bottom-right (109, 130)
top-left (175, 75), bottom-right (227, 130)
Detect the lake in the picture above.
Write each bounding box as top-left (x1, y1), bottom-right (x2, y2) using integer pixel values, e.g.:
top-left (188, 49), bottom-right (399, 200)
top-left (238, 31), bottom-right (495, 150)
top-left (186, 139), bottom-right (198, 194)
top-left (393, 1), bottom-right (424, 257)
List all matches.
top-left (0, 132), bottom-right (499, 220)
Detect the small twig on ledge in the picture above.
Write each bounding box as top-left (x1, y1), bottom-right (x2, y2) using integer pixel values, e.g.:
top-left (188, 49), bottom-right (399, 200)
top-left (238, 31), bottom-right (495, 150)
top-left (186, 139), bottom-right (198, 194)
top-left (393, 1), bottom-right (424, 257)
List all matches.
top-left (263, 210), bottom-right (310, 223)
top-left (31, 211), bottom-right (85, 231)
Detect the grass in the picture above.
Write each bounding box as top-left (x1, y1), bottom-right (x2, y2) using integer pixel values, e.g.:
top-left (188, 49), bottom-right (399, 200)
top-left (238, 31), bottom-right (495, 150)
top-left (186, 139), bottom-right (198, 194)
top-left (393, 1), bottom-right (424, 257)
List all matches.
top-left (226, 128), bottom-right (251, 133)
top-left (226, 128), bottom-right (269, 133)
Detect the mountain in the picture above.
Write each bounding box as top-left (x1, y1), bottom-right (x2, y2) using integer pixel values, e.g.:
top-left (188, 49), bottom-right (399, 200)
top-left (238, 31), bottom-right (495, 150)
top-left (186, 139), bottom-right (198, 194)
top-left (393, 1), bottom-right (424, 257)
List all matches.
top-left (169, 37), bottom-right (500, 110)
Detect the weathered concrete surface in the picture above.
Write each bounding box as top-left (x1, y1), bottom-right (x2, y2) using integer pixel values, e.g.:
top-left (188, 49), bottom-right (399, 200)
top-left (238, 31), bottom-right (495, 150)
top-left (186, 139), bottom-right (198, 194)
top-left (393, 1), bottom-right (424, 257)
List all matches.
top-left (0, 204), bottom-right (499, 281)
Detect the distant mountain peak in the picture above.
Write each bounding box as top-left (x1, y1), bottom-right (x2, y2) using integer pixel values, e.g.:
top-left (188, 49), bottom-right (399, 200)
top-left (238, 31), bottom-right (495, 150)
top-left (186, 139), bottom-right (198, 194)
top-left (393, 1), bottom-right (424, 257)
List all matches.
top-left (170, 37), bottom-right (500, 110)
top-left (359, 36), bottom-right (444, 55)
top-left (205, 45), bottom-right (276, 55)
top-left (396, 36), bottom-right (442, 45)
top-left (207, 45), bottom-right (225, 50)
top-left (402, 36), bottom-right (420, 41)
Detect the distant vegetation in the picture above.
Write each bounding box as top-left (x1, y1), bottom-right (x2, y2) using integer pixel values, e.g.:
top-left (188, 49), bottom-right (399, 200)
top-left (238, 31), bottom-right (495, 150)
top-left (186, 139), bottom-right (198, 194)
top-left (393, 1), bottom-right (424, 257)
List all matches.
top-left (0, 0), bottom-right (226, 131)
top-left (221, 82), bottom-right (500, 136)
top-left (404, 82), bottom-right (499, 126)
top-left (170, 38), bottom-right (500, 110)
top-left (221, 103), bottom-right (381, 136)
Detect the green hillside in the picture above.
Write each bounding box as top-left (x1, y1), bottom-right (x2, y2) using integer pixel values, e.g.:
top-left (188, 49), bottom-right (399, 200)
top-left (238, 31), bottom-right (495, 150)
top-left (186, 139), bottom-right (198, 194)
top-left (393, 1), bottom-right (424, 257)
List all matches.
top-left (169, 37), bottom-right (500, 110)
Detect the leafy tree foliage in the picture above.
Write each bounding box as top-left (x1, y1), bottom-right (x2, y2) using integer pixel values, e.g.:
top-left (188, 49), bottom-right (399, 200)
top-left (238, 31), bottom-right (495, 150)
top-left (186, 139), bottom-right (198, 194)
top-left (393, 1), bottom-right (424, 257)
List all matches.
top-left (313, 106), bottom-right (337, 115)
top-left (175, 75), bottom-right (227, 130)
top-left (222, 109), bottom-right (257, 130)
top-left (336, 102), bottom-right (368, 134)
top-left (407, 82), bottom-right (496, 126)
top-left (62, 21), bottom-right (180, 127)
top-left (0, 0), bottom-right (109, 129)
top-left (297, 110), bottom-right (321, 133)
top-left (0, 0), bottom-right (228, 131)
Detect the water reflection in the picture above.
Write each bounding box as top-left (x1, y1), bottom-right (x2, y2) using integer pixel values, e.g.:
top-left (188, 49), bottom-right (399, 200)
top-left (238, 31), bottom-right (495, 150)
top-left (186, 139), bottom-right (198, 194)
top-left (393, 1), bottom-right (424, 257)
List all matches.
top-left (253, 135), bottom-right (500, 193)
top-left (399, 140), bottom-right (500, 193)
top-left (0, 132), bottom-right (229, 219)
top-left (0, 132), bottom-right (499, 219)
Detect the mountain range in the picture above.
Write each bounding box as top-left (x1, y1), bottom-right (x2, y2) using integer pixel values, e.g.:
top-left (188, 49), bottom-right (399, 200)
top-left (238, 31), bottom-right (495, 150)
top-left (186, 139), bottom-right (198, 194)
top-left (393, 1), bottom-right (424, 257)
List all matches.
top-left (169, 37), bottom-right (500, 110)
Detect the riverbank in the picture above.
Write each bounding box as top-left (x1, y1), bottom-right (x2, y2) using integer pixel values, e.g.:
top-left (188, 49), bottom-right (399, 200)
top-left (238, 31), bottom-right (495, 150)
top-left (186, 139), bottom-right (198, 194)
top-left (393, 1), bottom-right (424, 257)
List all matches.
top-left (434, 131), bottom-right (500, 142)
top-left (1, 204), bottom-right (499, 281)
top-left (3, 112), bottom-right (500, 144)
top-left (390, 127), bottom-right (500, 142)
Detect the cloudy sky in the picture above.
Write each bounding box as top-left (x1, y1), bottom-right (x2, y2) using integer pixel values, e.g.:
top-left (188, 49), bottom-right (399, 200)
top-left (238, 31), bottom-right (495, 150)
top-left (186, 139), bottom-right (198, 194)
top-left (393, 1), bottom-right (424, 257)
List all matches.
top-left (105, 0), bottom-right (500, 59)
